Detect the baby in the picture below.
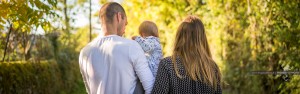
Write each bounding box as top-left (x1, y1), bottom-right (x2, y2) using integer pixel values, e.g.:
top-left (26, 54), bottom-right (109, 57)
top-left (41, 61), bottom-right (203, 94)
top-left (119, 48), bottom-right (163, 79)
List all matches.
top-left (132, 21), bottom-right (163, 77)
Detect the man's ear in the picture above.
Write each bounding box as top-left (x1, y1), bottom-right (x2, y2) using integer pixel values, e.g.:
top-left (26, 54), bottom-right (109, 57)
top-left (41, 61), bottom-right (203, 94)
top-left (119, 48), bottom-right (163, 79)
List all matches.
top-left (116, 12), bottom-right (122, 23)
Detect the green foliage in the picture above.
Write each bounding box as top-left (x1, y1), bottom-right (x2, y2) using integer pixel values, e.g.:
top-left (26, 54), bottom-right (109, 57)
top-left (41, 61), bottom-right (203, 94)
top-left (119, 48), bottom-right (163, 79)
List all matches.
top-left (0, 0), bottom-right (57, 31)
top-left (0, 0), bottom-right (87, 93)
top-left (0, 60), bottom-right (85, 94)
top-left (74, 26), bottom-right (98, 52)
top-left (0, 0), bottom-right (58, 61)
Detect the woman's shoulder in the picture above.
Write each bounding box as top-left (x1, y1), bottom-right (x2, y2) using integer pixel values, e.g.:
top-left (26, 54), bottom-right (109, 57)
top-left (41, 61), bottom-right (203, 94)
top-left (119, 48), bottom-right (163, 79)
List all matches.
top-left (160, 56), bottom-right (179, 67)
top-left (160, 56), bottom-right (173, 63)
top-left (157, 57), bottom-right (174, 72)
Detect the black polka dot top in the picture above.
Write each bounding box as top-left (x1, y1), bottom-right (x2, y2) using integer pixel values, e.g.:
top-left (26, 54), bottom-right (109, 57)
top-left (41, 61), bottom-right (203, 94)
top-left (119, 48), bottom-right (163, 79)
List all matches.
top-left (151, 56), bottom-right (222, 94)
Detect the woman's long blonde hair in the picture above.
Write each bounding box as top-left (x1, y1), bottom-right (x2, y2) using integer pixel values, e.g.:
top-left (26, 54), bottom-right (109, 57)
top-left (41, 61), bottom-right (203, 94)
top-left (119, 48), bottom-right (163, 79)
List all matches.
top-left (172, 16), bottom-right (221, 89)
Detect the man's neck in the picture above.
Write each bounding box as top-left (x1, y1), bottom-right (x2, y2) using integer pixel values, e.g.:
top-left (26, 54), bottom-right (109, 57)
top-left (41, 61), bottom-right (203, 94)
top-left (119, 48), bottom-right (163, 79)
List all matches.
top-left (101, 24), bottom-right (118, 36)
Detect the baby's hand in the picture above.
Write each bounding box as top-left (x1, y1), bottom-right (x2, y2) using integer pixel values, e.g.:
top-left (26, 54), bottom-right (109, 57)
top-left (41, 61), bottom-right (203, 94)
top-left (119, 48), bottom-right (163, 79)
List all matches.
top-left (132, 36), bottom-right (138, 40)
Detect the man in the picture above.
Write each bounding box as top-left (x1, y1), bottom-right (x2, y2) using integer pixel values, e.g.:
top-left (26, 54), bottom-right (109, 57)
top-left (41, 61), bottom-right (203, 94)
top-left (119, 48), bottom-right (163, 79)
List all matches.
top-left (79, 2), bottom-right (154, 94)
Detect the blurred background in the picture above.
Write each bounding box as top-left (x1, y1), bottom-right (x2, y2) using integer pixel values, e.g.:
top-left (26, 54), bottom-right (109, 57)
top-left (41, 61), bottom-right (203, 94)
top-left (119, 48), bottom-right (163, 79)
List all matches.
top-left (0, 0), bottom-right (299, 94)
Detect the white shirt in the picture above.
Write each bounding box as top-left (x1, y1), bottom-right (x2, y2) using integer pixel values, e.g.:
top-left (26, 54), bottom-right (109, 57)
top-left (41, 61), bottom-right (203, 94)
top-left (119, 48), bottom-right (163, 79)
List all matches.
top-left (79, 35), bottom-right (154, 94)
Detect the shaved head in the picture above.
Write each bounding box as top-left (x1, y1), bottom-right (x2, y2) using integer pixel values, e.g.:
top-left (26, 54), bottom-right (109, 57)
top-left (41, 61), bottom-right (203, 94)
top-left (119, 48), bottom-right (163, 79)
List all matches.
top-left (99, 2), bottom-right (126, 24)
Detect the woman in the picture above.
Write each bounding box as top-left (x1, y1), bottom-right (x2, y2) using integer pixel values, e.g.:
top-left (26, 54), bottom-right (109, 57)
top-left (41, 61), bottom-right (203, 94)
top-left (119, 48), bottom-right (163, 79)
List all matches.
top-left (152, 16), bottom-right (222, 94)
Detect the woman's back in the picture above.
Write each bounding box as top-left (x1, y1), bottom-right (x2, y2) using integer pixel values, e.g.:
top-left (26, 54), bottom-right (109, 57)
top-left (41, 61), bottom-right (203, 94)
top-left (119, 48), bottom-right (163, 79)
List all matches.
top-left (152, 15), bottom-right (222, 94)
top-left (151, 57), bottom-right (222, 94)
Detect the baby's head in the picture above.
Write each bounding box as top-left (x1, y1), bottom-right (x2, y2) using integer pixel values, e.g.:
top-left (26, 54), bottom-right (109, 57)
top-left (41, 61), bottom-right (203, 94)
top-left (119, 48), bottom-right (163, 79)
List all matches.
top-left (139, 21), bottom-right (159, 38)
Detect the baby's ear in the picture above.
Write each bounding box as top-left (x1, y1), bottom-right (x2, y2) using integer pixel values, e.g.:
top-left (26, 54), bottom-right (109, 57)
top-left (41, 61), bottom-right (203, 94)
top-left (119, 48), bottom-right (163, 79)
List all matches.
top-left (140, 32), bottom-right (145, 37)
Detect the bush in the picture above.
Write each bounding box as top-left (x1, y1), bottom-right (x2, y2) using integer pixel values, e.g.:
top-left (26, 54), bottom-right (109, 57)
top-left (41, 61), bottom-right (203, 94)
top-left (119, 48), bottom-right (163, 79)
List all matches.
top-left (0, 60), bottom-right (85, 94)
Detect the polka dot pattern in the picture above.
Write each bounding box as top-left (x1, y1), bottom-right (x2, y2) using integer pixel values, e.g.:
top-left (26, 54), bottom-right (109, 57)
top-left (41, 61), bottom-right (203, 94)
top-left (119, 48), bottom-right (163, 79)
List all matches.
top-left (151, 56), bottom-right (222, 94)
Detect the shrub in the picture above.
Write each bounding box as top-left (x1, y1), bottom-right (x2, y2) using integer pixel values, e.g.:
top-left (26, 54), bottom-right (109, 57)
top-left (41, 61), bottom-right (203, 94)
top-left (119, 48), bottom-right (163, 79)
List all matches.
top-left (0, 60), bottom-right (85, 94)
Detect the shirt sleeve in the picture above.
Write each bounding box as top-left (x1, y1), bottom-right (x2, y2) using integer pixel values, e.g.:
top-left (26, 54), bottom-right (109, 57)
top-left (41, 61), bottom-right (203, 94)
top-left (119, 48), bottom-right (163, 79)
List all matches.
top-left (134, 36), bottom-right (155, 53)
top-left (129, 41), bottom-right (155, 94)
top-left (151, 59), bottom-right (170, 94)
top-left (78, 49), bottom-right (90, 94)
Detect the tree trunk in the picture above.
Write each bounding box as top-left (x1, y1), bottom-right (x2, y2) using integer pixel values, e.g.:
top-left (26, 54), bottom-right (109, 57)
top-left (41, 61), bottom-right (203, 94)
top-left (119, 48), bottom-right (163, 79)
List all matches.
top-left (23, 32), bottom-right (26, 60)
top-left (64, 0), bottom-right (70, 38)
top-left (89, 0), bottom-right (92, 42)
top-left (2, 24), bottom-right (13, 62)
top-left (25, 35), bottom-right (35, 61)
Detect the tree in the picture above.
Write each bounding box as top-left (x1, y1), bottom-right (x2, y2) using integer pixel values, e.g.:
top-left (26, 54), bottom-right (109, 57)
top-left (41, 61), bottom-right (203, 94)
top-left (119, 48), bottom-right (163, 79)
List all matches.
top-left (0, 0), bottom-right (57, 61)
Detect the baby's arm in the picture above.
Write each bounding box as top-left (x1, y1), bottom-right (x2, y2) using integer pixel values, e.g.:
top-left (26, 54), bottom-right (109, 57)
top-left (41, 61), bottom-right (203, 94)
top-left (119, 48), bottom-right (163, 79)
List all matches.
top-left (135, 36), bottom-right (155, 53)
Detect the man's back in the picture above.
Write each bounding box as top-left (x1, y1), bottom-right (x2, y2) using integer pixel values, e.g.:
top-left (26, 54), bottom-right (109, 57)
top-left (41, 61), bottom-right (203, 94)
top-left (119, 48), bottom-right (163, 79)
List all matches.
top-left (79, 35), bottom-right (154, 94)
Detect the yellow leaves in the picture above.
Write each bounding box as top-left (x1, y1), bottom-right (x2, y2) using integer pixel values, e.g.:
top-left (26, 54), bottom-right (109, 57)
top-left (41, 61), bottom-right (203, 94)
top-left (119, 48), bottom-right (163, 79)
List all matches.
top-left (0, 1), bottom-right (10, 19)
top-left (1, 0), bottom-right (6, 3)
top-left (41, 21), bottom-right (51, 32)
top-left (283, 18), bottom-right (291, 29)
top-left (0, 0), bottom-right (57, 34)
top-left (1, 32), bottom-right (6, 37)
top-left (0, 25), bottom-right (3, 30)
top-left (34, 0), bottom-right (43, 9)
top-left (13, 21), bottom-right (20, 29)
top-left (21, 26), bottom-right (27, 32)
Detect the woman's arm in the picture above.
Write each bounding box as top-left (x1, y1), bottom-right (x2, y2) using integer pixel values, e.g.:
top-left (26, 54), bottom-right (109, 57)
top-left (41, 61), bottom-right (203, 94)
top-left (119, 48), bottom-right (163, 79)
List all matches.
top-left (216, 73), bottom-right (222, 94)
top-left (215, 66), bottom-right (222, 94)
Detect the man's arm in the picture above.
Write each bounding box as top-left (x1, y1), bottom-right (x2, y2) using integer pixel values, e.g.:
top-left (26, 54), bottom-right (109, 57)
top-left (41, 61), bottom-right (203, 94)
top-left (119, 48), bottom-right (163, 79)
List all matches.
top-left (129, 41), bottom-right (155, 94)
top-left (78, 49), bottom-right (90, 94)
